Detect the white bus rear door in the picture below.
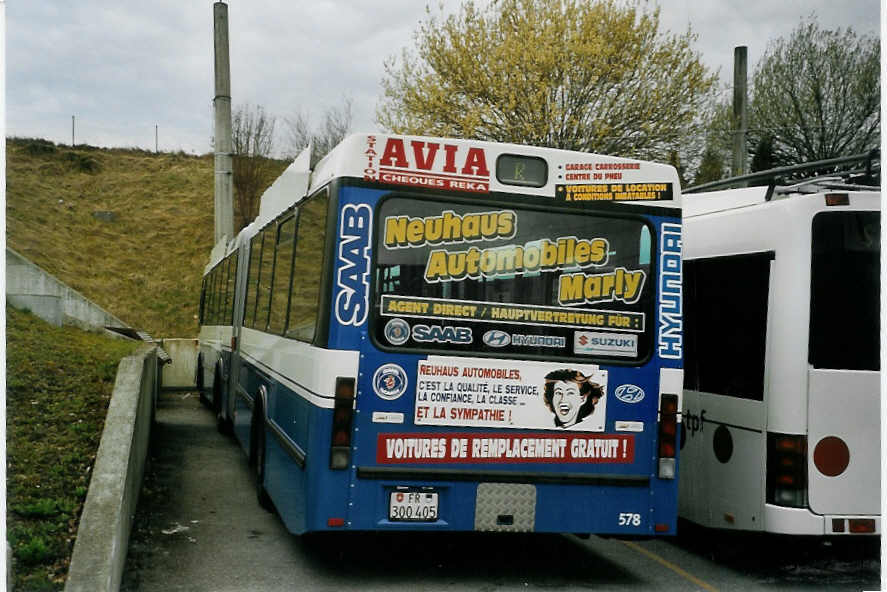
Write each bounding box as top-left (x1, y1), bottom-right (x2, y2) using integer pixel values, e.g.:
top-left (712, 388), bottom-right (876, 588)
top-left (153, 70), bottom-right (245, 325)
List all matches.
top-left (806, 368), bottom-right (880, 516)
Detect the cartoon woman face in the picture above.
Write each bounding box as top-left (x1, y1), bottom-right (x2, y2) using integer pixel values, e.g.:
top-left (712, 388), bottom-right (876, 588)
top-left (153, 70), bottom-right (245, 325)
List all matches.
top-left (550, 380), bottom-right (586, 427)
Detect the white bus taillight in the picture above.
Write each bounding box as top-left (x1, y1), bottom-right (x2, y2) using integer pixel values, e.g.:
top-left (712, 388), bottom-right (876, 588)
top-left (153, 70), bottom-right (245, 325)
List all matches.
top-left (824, 193), bottom-right (850, 206)
top-left (848, 519), bottom-right (876, 534)
top-left (329, 377), bottom-right (356, 470)
top-left (766, 433), bottom-right (808, 508)
top-left (657, 394), bottom-right (678, 479)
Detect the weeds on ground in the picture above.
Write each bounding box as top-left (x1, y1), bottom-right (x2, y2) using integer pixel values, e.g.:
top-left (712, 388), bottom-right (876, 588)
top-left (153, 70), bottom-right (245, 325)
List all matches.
top-left (6, 306), bottom-right (140, 590)
top-left (7, 139), bottom-right (213, 337)
top-left (7, 137), bottom-right (289, 337)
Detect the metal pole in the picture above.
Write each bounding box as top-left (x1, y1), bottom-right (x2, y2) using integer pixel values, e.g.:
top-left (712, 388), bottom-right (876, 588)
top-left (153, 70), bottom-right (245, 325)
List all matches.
top-left (213, 1), bottom-right (234, 243)
top-left (732, 46), bottom-right (748, 179)
top-left (155, 125), bottom-right (158, 153)
top-left (72, 115), bottom-right (75, 146)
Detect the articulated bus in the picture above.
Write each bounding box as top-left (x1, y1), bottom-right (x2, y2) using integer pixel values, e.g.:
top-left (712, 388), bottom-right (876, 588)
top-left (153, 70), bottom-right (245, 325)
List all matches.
top-left (678, 171), bottom-right (880, 536)
top-left (198, 133), bottom-right (684, 535)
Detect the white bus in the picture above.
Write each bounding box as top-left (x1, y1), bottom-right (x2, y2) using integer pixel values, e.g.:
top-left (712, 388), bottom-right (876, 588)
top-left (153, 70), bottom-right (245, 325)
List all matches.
top-left (678, 168), bottom-right (880, 536)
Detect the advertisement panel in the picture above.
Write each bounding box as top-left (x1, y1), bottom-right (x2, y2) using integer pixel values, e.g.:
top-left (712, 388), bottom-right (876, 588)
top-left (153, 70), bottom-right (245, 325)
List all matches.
top-left (414, 356), bottom-right (607, 431)
top-left (373, 197), bottom-right (655, 362)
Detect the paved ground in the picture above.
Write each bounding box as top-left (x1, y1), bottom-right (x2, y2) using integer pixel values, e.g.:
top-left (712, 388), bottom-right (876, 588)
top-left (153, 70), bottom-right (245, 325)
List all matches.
top-left (121, 391), bottom-right (880, 591)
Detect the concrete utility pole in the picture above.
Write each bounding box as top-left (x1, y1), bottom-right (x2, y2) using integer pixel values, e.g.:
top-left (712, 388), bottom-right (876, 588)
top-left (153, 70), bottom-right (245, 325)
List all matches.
top-left (732, 46), bottom-right (748, 178)
top-left (213, 1), bottom-right (234, 244)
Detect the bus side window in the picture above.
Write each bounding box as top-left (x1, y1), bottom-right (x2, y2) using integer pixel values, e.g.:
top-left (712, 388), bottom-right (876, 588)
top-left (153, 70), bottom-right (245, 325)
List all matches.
top-left (683, 253), bottom-right (771, 401)
top-left (219, 258), bottom-right (230, 326)
top-left (199, 277), bottom-right (207, 326)
top-left (207, 267), bottom-right (217, 326)
top-left (214, 265), bottom-right (223, 326)
top-left (245, 234), bottom-right (263, 328)
top-left (255, 223), bottom-right (278, 333)
top-left (269, 216), bottom-right (297, 335)
top-left (287, 190), bottom-right (329, 342)
top-left (227, 253), bottom-right (238, 325)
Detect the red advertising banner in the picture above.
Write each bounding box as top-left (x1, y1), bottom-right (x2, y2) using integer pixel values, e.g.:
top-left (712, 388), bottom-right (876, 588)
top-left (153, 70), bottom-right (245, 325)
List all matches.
top-left (376, 432), bottom-right (634, 464)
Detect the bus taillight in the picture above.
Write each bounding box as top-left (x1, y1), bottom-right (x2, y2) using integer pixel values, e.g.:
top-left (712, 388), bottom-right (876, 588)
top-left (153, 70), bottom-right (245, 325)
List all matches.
top-left (766, 433), bottom-right (808, 508)
top-left (657, 394), bottom-right (679, 479)
top-left (848, 519), bottom-right (875, 534)
top-left (329, 377), bottom-right (356, 470)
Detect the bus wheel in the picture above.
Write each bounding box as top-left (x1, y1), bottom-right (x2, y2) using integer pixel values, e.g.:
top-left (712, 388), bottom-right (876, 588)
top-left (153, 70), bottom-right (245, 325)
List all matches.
top-left (214, 367), bottom-right (232, 436)
top-left (252, 403), bottom-right (274, 512)
top-left (196, 356), bottom-right (209, 407)
top-left (216, 410), bottom-right (233, 436)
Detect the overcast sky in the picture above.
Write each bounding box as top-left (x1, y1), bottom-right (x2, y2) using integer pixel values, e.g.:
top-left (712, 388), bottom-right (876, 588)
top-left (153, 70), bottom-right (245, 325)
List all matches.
top-left (6, 1), bottom-right (881, 155)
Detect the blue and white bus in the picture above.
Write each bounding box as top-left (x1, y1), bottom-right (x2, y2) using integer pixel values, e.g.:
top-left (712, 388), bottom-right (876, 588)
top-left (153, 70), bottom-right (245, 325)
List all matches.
top-left (198, 133), bottom-right (684, 535)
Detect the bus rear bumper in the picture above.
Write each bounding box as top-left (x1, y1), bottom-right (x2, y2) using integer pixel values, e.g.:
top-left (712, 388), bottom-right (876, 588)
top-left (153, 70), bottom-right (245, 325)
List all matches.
top-left (764, 504), bottom-right (880, 535)
top-left (341, 474), bottom-right (676, 535)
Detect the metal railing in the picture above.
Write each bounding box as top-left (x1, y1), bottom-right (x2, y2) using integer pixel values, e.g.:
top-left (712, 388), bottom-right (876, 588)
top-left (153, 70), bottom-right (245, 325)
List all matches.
top-left (685, 150), bottom-right (880, 194)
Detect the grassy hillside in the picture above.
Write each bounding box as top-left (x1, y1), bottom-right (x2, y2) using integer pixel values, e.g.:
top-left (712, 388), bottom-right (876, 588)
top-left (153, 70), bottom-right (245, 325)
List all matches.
top-left (6, 306), bottom-right (140, 590)
top-left (6, 138), bottom-right (288, 337)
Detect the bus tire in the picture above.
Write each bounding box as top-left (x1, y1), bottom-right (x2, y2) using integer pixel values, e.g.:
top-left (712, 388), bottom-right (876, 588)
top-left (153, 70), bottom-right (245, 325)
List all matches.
top-left (251, 401), bottom-right (274, 512)
top-left (196, 355), bottom-right (209, 407)
top-left (214, 367), bottom-right (233, 436)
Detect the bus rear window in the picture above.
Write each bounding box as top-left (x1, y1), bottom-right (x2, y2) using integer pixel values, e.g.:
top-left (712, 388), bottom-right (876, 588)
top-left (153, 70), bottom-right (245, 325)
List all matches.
top-left (373, 196), bottom-right (653, 362)
top-left (809, 211), bottom-right (880, 371)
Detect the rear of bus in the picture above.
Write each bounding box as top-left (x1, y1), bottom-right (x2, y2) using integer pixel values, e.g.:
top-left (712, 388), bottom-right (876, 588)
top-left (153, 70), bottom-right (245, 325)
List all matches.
top-left (679, 188), bottom-right (880, 536)
top-left (802, 191), bottom-right (880, 535)
top-left (308, 135), bottom-right (683, 535)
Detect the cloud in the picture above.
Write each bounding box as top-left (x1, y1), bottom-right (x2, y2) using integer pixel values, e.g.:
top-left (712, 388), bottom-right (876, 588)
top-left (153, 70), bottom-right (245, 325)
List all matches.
top-left (7, 0), bottom-right (880, 153)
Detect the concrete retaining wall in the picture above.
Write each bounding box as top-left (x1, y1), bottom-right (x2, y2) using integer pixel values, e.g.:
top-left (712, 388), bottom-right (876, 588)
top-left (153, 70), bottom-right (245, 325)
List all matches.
top-left (160, 338), bottom-right (198, 389)
top-left (6, 247), bottom-right (129, 331)
top-left (65, 344), bottom-right (159, 592)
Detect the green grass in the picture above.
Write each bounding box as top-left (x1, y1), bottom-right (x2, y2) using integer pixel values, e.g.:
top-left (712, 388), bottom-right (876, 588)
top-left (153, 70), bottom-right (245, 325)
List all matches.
top-left (6, 306), bottom-right (140, 590)
top-left (5, 137), bottom-right (287, 587)
top-left (6, 137), bottom-right (287, 338)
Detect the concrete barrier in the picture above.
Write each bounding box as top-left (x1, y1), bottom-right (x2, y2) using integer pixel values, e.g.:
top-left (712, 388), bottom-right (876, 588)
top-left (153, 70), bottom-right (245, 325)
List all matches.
top-left (160, 338), bottom-right (198, 389)
top-left (6, 247), bottom-right (129, 331)
top-left (65, 344), bottom-right (159, 592)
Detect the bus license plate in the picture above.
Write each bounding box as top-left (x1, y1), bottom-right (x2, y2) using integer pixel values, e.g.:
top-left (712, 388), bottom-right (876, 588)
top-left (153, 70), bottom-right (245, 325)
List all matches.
top-left (389, 491), bottom-right (439, 522)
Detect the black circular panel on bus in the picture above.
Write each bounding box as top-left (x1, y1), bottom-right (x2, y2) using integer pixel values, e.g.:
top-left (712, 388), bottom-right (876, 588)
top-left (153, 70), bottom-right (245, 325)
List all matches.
top-left (712, 424), bottom-right (733, 463)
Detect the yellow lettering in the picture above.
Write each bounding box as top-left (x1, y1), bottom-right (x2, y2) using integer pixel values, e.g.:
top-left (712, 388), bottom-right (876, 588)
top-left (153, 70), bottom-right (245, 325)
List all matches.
top-left (558, 274), bottom-right (585, 305)
top-left (384, 217), bottom-right (408, 247)
top-left (425, 250), bottom-right (448, 281)
top-left (406, 219), bottom-right (425, 244)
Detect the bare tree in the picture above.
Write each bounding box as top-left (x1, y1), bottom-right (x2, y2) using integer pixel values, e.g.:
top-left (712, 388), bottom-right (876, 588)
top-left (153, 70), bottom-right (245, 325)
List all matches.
top-left (284, 97), bottom-right (353, 162)
top-left (749, 18), bottom-right (879, 166)
top-left (701, 17), bottom-right (880, 179)
top-left (231, 103), bottom-right (277, 230)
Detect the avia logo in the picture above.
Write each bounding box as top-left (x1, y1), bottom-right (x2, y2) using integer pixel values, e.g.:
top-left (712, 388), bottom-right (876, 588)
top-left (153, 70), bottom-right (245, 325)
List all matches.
top-left (412, 324), bottom-right (473, 344)
top-left (482, 330), bottom-right (511, 347)
top-left (335, 204), bottom-right (372, 326)
top-left (379, 138), bottom-right (490, 178)
top-left (614, 384), bottom-right (645, 404)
